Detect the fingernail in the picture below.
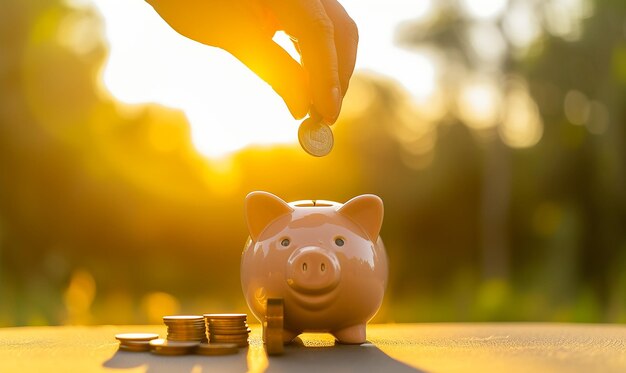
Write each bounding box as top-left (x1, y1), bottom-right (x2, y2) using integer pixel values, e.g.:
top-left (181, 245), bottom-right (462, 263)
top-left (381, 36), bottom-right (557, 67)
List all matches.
top-left (325, 86), bottom-right (341, 124)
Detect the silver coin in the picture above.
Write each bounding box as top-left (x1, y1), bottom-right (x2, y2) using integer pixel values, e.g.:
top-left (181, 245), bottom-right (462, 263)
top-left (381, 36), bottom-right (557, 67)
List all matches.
top-left (298, 117), bottom-right (334, 157)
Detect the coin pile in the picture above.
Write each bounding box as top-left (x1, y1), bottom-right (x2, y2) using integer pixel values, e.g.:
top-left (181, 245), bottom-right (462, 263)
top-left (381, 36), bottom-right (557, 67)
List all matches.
top-left (204, 313), bottom-right (250, 347)
top-left (115, 313), bottom-right (247, 356)
top-left (264, 298), bottom-right (284, 355)
top-left (115, 333), bottom-right (159, 352)
top-left (163, 315), bottom-right (207, 342)
top-left (298, 116), bottom-right (334, 157)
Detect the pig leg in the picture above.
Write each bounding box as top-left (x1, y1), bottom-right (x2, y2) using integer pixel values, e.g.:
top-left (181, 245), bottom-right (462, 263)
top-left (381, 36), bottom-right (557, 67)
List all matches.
top-left (332, 324), bottom-right (366, 344)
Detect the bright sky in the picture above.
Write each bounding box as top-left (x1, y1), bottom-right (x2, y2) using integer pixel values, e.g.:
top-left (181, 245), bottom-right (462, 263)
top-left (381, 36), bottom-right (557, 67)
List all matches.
top-left (85, 0), bottom-right (437, 158)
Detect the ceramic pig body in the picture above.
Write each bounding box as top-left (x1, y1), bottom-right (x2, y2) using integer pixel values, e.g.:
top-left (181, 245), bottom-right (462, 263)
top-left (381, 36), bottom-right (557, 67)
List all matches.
top-left (241, 191), bottom-right (388, 344)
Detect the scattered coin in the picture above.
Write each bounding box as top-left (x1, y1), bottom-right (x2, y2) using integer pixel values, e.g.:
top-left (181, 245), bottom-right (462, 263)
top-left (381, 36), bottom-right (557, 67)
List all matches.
top-left (118, 340), bottom-right (151, 352)
top-left (195, 342), bottom-right (239, 356)
top-left (298, 117), bottom-right (334, 157)
top-left (115, 333), bottom-right (159, 342)
top-left (149, 339), bottom-right (199, 356)
top-left (264, 298), bottom-right (284, 355)
top-left (116, 333), bottom-right (160, 352)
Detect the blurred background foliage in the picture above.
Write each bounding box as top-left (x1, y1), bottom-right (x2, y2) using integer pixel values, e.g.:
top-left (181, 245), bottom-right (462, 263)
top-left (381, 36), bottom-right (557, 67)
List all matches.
top-left (0, 0), bottom-right (625, 326)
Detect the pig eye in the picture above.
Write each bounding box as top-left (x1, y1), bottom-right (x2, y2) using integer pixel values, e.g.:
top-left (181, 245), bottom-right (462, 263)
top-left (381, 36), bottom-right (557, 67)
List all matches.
top-left (280, 238), bottom-right (290, 247)
top-left (334, 237), bottom-right (345, 247)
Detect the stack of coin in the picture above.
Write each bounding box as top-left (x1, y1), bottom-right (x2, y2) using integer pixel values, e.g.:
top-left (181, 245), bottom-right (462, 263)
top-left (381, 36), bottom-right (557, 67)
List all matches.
top-left (115, 333), bottom-right (159, 352)
top-left (163, 315), bottom-right (207, 342)
top-left (264, 298), bottom-right (284, 355)
top-left (204, 313), bottom-right (250, 347)
top-left (149, 339), bottom-right (199, 355)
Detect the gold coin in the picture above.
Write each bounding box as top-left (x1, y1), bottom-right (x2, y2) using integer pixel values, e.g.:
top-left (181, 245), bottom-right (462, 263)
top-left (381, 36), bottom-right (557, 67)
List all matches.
top-left (167, 327), bottom-right (206, 332)
top-left (163, 315), bottom-right (204, 322)
top-left (209, 339), bottom-right (248, 347)
top-left (119, 343), bottom-right (150, 352)
top-left (207, 322), bottom-right (246, 328)
top-left (195, 343), bottom-right (239, 356)
top-left (209, 329), bottom-right (248, 335)
top-left (210, 335), bottom-right (249, 341)
top-left (149, 339), bottom-right (199, 355)
top-left (167, 333), bottom-right (206, 336)
top-left (265, 323), bottom-right (282, 328)
top-left (265, 331), bottom-right (283, 355)
top-left (264, 298), bottom-right (284, 355)
top-left (119, 339), bottom-right (153, 351)
top-left (208, 320), bottom-right (247, 325)
top-left (204, 313), bottom-right (247, 319)
top-left (115, 333), bottom-right (159, 342)
top-left (267, 299), bottom-right (283, 316)
top-left (298, 117), bottom-right (333, 157)
top-left (210, 333), bottom-right (248, 338)
top-left (167, 336), bottom-right (206, 341)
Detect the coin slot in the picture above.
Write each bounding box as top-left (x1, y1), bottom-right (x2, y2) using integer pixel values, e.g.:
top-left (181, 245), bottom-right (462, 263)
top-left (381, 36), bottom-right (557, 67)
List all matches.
top-left (302, 263), bottom-right (308, 272)
top-left (321, 263), bottom-right (326, 272)
top-left (292, 201), bottom-right (334, 207)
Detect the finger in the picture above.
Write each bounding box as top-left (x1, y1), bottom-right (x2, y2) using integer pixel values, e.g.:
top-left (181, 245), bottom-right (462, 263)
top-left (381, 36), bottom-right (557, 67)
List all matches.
top-left (226, 35), bottom-right (310, 120)
top-left (320, 0), bottom-right (358, 99)
top-left (268, 0), bottom-right (341, 123)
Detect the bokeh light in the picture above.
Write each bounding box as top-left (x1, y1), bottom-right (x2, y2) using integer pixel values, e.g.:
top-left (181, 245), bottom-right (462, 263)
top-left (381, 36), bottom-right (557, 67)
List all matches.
top-left (0, 0), bottom-right (624, 328)
top-left (500, 79), bottom-right (543, 148)
top-left (457, 76), bottom-right (501, 130)
top-left (460, 0), bottom-right (508, 20)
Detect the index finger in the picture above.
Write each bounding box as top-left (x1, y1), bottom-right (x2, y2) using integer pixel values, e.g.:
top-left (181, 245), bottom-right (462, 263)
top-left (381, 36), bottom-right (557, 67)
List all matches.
top-left (321, 0), bottom-right (358, 100)
top-left (267, 0), bottom-right (341, 124)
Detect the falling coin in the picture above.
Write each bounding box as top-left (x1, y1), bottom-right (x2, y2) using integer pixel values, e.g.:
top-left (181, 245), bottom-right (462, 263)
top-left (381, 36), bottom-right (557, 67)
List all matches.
top-left (298, 117), bottom-right (334, 157)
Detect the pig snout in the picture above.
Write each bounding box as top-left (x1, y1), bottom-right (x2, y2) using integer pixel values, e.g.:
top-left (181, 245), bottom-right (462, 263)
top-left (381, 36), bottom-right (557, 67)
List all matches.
top-left (286, 247), bottom-right (340, 294)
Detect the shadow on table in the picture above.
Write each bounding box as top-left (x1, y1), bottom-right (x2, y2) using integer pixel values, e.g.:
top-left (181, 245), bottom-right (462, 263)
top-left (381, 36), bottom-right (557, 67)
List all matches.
top-left (265, 338), bottom-right (423, 373)
top-left (103, 339), bottom-right (423, 373)
top-left (102, 349), bottom-right (247, 373)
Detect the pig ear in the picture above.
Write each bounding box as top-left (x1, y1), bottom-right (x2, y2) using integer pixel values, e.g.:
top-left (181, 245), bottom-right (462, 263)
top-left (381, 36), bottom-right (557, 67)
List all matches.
top-left (245, 191), bottom-right (294, 241)
top-left (338, 194), bottom-right (384, 241)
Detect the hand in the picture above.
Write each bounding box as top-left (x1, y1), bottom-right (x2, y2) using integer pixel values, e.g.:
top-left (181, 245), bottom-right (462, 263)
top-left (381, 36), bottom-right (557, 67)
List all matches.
top-left (147, 0), bottom-right (358, 124)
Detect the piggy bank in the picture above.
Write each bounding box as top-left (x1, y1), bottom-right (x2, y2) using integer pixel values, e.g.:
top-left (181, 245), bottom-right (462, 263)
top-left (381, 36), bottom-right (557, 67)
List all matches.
top-left (240, 191), bottom-right (388, 344)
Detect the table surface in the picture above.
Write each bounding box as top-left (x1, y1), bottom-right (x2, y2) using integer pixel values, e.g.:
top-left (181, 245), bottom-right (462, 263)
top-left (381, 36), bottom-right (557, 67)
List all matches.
top-left (0, 323), bottom-right (625, 373)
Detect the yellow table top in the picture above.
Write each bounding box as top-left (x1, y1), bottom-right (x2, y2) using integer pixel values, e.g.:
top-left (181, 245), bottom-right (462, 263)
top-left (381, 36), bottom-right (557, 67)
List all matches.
top-left (1, 323), bottom-right (625, 372)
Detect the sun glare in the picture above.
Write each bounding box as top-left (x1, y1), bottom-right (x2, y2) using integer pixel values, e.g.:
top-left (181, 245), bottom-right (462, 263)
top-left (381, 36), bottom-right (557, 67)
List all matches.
top-left (460, 0), bottom-right (508, 20)
top-left (88, 0), bottom-right (436, 158)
